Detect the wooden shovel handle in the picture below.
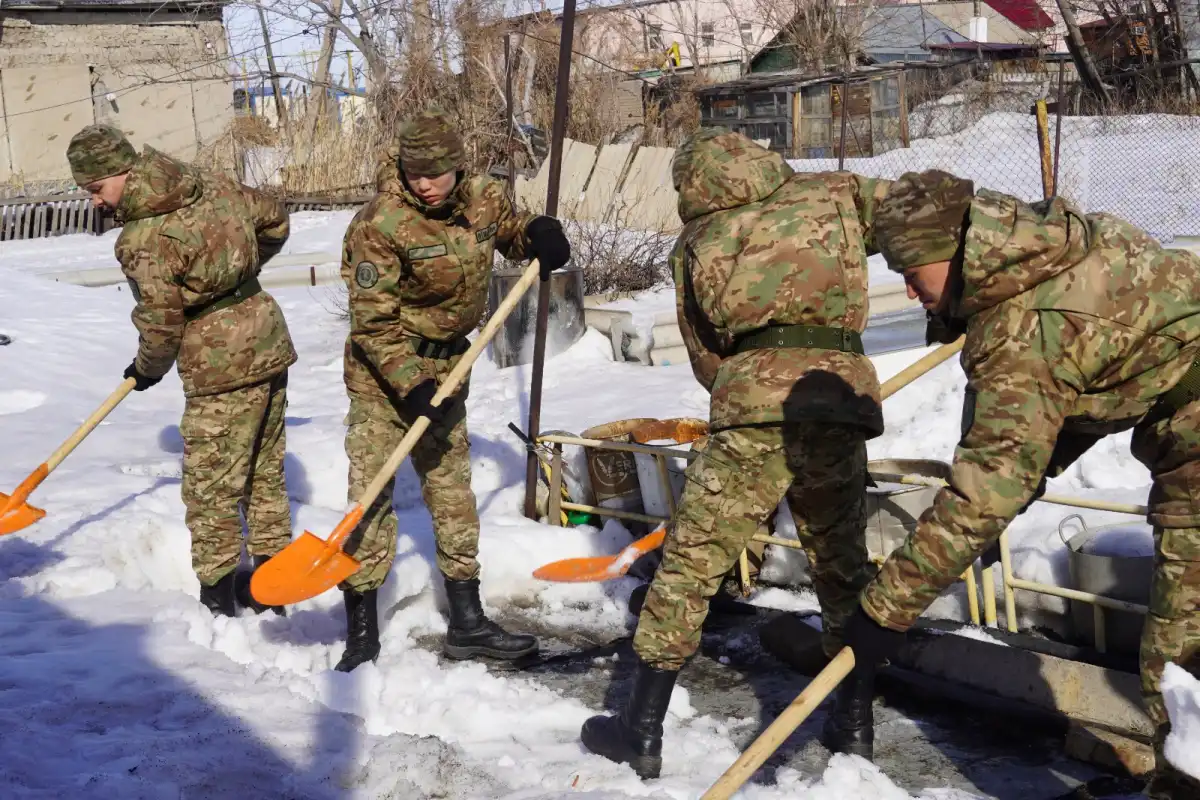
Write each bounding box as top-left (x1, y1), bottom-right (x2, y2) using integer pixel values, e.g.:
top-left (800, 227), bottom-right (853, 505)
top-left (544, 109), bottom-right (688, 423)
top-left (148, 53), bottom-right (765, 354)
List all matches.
top-left (46, 377), bottom-right (137, 473)
top-left (880, 337), bottom-right (964, 401)
top-left (701, 647), bottom-right (857, 800)
top-left (330, 260), bottom-right (542, 549)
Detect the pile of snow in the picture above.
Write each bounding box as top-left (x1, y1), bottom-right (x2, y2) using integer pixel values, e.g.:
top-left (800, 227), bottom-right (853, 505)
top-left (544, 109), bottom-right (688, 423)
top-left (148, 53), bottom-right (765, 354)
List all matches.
top-left (1163, 663), bottom-right (1200, 781)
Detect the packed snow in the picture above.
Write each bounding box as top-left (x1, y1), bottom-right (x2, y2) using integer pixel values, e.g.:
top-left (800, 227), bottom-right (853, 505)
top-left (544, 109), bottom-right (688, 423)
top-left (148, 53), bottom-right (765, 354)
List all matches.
top-left (1162, 663), bottom-right (1200, 781)
top-left (0, 204), bottom-right (1185, 797)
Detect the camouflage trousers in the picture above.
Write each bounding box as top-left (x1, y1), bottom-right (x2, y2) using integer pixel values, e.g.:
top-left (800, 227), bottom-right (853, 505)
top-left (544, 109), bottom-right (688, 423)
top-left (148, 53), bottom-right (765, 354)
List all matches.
top-left (633, 423), bottom-right (874, 671)
top-left (181, 371), bottom-right (291, 586)
top-left (1131, 400), bottom-right (1200, 796)
top-left (340, 391), bottom-right (480, 591)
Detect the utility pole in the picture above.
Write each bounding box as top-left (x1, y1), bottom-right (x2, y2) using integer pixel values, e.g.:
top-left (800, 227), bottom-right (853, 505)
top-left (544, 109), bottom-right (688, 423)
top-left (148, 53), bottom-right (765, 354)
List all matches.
top-left (257, 8), bottom-right (290, 135)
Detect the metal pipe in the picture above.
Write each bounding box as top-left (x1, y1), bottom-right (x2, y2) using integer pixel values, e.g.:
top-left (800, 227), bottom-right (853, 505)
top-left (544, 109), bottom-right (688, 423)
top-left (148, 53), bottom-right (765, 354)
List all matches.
top-left (1052, 59), bottom-right (1065, 197)
top-left (557, 501), bottom-right (807, 551)
top-left (999, 530), bottom-right (1018, 632)
top-left (963, 564), bottom-right (981, 626)
top-left (539, 433), bottom-right (700, 460)
top-left (982, 565), bottom-right (998, 627)
top-left (869, 472), bottom-right (1148, 516)
top-left (548, 443), bottom-right (564, 526)
top-left (504, 34), bottom-right (516, 200)
top-left (523, 0), bottom-right (578, 519)
top-left (837, 72), bottom-right (850, 170)
top-left (1007, 577), bottom-right (1149, 615)
top-left (655, 453), bottom-right (677, 517)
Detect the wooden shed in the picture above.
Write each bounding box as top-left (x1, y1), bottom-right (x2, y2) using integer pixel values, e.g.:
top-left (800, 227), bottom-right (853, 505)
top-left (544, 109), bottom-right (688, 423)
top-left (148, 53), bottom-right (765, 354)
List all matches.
top-left (693, 67), bottom-right (909, 159)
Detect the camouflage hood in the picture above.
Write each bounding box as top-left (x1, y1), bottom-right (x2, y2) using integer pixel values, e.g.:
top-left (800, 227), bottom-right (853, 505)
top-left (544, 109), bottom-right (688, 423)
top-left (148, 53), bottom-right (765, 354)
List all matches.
top-left (673, 128), bottom-right (794, 223)
top-left (375, 143), bottom-right (465, 216)
top-left (116, 147), bottom-right (202, 223)
top-left (955, 189), bottom-right (1090, 318)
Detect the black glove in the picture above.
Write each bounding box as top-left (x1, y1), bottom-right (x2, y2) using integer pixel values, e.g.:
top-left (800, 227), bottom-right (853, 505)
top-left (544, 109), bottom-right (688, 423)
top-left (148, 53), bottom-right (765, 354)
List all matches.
top-left (843, 606), bottom-right (908, 668)
top-left (525, 216), bottom-right (571, 280)
top-left (405, 379), bottom-right (453, 424)
top-left (123, 362), bottom-right (162, 392)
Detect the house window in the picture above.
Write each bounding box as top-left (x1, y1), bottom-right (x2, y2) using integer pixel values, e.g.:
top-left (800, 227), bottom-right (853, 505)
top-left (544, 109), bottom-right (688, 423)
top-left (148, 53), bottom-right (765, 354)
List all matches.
top-left (648, 24), bottom-right (664, 52)
top-left (740, 22), bottom-right (753, 46)
top-left (703, 97), bottom-right (739, 121)
top-left (870, 76), bottom-right (903, 155)
top-left (702, 22), bottom-right (715, 47)
top-left (746, 93), bottom-right (778, 117)
top-left (800, 85), bottom-right (833, 156)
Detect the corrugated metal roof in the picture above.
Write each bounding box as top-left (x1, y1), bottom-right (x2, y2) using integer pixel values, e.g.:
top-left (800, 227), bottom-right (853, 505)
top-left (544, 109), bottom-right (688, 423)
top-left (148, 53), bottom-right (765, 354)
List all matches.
top-left (1, 0), bottom-right (227, 9)
top-left (694, 64), bottom-right (900, 94)
top-left (984, 0), bottom-right (1055, 32)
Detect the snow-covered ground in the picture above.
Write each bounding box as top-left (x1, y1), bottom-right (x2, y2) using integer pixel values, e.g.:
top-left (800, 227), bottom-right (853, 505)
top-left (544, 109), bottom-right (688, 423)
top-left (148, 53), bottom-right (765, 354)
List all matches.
top-left (789, 111), bottom-right (1200, 243)
top-left (0, 213), bottom-right (1192, 798)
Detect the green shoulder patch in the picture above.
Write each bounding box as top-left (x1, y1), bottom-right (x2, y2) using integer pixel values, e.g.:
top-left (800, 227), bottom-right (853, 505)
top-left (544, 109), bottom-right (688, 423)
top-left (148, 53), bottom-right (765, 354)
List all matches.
top-left (475, 222), bottom-right (498, 243)
top-left (407, 243), bottom-right (449, 261)
top-left (355, 261), bottom-right (380, 289)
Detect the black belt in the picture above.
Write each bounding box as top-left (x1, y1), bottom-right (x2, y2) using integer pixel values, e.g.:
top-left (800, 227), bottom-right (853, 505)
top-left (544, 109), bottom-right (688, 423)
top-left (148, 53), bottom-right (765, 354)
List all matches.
top-left (733, 324), bottom-right (864, 356)
top-left (1157, 356), bottom-right (1200, 414)
top-left (412, 335), bottom-right (470, 360)
top-left (185, 276), bottom-right (263, 322)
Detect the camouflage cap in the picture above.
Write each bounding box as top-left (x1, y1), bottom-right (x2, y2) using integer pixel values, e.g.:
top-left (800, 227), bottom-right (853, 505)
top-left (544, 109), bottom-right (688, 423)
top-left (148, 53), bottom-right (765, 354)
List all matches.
top-left (66, 124), bottom-right (137, 186)
top-left (396, 106), bottom-right (465, 177)
top-left (876, 169), bottom-right (975, 272)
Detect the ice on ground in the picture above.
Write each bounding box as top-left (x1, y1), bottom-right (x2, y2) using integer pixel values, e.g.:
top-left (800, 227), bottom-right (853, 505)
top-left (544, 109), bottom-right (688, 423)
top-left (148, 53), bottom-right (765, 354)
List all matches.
top-left (0, 389), bottom-right (46, 416)
top-left (1163, 663), bottom-right (1200, 781)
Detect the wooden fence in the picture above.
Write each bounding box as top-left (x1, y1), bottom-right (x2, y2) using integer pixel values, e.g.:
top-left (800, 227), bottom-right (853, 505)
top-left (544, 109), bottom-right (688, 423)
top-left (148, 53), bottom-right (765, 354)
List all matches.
top-left (0, 137), bottom-right (768, 243)
top-left (0, 194), bottom-right (104, 241)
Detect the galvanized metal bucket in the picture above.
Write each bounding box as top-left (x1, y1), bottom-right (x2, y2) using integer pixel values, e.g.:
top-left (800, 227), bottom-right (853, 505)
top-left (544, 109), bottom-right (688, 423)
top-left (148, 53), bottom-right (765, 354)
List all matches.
top-left (487, 266), bottom-right (585, 368)
top-left (1059, 514), bottom-right (1154, 656)
top-left (865, 458), bottom-right (951, 561)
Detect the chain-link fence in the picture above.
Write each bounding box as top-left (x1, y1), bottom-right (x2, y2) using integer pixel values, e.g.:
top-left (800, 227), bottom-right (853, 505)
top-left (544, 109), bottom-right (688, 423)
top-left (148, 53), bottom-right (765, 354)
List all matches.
top-left (787, 64), bottom-right (1200, 244)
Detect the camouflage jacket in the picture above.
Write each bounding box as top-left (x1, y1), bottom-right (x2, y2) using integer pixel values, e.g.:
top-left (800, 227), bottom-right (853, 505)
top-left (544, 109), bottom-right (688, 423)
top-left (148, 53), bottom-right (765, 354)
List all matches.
top-left (340, 144), bottom-right (535, 398)
top-left (114, 147), bottom-right (296, 398)
top-left (862, 189), bottom-right (1200, 631)
top-left (671, 135), bottom-right (891, 434)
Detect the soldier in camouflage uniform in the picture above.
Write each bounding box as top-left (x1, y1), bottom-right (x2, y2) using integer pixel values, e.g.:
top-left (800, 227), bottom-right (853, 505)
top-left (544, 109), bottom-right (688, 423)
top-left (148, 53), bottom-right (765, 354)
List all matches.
top-left (843, 169), bottom-right (1200, 798)
top-left (334, 107), bottom-right (571, 672)
top-left (66, 125), bottom-right (297, 619)
top-left (581, 128), bottom-right (893, 778)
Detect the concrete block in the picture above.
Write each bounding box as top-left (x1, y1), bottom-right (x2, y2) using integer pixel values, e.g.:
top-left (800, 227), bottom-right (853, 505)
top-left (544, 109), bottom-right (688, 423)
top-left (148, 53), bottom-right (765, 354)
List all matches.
top-left (1065, 723), bottom-right (1155, 777)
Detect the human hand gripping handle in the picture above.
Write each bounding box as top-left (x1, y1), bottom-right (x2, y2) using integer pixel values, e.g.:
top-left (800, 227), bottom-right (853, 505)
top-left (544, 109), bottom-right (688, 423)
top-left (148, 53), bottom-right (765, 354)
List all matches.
top-left (123, 361), bottom-right (162, 392)
top-left (525, 216), bottom-right (570, 280)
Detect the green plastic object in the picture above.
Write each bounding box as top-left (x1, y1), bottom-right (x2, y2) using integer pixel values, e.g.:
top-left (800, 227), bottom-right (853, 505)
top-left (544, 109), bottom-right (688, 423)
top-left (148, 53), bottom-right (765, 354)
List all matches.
top-left (565, 510), bottom-right (600, 527)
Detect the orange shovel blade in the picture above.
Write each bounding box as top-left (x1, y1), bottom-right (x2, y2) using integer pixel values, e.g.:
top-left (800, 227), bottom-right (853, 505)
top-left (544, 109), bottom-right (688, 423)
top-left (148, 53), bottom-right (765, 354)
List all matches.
top-left (0, 491), bottom-right (47, 536)
top-left (249, 530), bottom-right (361, 606)
top-left (533, 527), bottom-right (667, 583)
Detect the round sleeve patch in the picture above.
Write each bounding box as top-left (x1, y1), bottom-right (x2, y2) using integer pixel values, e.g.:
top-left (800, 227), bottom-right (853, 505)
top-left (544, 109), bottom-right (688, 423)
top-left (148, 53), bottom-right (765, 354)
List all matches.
top-left (355, 261), bottom-right (379, 289)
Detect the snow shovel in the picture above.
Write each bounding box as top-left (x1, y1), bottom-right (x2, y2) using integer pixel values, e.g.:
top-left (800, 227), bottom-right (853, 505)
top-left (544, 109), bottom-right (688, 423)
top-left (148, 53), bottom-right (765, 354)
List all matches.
top-left (532, 337), bottom-right (967, 583)
top-left (0, 376), bottom-right (137, 535)
top-left (702, 646), bottom-right (857, 799)
top-left (249, 259), bottom-right (544, 607)
top-left (532, 525), bottom-right (666, 582)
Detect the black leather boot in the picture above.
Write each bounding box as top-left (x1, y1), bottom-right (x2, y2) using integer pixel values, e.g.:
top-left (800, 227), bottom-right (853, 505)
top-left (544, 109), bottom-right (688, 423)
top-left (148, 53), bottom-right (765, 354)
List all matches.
top-left (581, 659), bottom-right (679, 779)
top-left (334, 588), bottom-right (380, 672)
top-left (443, 577), bottom-right (538, 660)
top-left (821, 665), bottom-right (876, 760)
top-left (235, 555), bottom-right (287, 617)
top-left (199, 571), bottom-right (238, 618)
